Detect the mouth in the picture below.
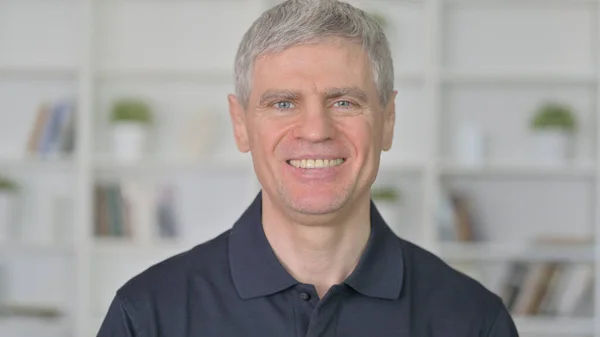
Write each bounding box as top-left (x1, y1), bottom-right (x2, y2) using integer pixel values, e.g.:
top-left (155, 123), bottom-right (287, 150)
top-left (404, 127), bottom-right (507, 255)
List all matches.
top-left (286, 158), bottom-right (346, 169)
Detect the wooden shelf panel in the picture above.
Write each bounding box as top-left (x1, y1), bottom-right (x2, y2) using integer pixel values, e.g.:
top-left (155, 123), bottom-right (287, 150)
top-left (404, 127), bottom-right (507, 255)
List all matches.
top-left (0, 242), bottom-right (74, 255)
top-left (442, 70), bottom-right (596, 84)
top-left (439, 241), bottom-right (594, 262)
top-left (92, 156), bottom-right (255, 175)
top-left (95, 68), bottom-right (234, 84)
top-left (91, 237), bottom-right (193, 257)
top-left (513, 316), bottom-right (594, 335)
top-left (439, 162), bottom-right (596, 178)
top-left (0, 158), bottom-right (75, 172)
top-left (95, 68), bottom-right (425, 84)
top-left (0, 316), bottom-right (71, 337)
top-left (445, 0), bottom-right (597, 5)
top-left (0, 66), bottom-right (77, 79)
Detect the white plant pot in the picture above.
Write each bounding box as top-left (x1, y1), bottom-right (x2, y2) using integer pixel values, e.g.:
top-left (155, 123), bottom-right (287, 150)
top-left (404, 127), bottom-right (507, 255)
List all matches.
top-left (111, 123), bottom-right (150, 162)
top-left (532, 129), bottom-right (574, 165)
top-left (453, 122), bottom-right (487, 166)
top-left (0, 193), bottom-right (16, 242)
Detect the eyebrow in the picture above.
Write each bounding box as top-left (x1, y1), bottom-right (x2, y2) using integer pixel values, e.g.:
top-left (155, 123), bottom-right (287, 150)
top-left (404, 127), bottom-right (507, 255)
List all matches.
top-left (324, 87), bottom-right (368, 103)
top-left (258, 87), bottom-right (369, 107)
top-left (258, 90), bottom-right (300, 107)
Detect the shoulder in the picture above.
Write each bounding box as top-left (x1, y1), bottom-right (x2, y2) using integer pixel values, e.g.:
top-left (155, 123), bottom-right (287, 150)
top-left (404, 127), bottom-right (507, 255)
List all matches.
top-left (115, 229), bottom-right (231, 303)
top-left (400, 239), bottom-right (509, 334)
top-left (403, 239), bottom-right (496, 300)
top-left (98, 230), bottom-right (233, 336)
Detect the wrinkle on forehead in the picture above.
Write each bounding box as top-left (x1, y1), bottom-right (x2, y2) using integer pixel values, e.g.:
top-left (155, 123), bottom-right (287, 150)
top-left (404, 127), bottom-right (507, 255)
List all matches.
top-left (250, 40), bottom-right (376, 102)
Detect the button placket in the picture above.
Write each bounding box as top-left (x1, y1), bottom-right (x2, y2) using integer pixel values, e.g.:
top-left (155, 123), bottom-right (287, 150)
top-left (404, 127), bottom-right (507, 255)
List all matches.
top-left (293, 285), bottom-right (319, 337)
top-left (296, 284), bottom-right (319, 306)
top-left (305, 285), bottom-right (345, 337)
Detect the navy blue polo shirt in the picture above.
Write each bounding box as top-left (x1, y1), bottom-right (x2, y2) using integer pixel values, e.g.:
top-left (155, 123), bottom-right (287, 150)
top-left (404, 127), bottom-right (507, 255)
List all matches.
top-left (97, 192), bottom-right (518, 337)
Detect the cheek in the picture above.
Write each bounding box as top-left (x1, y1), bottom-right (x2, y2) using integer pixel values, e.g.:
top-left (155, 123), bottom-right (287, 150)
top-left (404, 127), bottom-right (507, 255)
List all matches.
top-left (337, 117), bottom-right (376, 152)
top-left (250, 118), bottom-right (289, 155)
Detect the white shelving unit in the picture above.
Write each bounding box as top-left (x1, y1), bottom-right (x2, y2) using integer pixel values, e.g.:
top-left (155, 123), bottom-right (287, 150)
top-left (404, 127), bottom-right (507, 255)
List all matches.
top-left (439, 161), bottom-right (597, 178)
top-left (1, 0), bottom-right (599, 336)
top-left (514, 317), bottom-right (595, 335)
top-left (439, 241), bottom-right (595, 262)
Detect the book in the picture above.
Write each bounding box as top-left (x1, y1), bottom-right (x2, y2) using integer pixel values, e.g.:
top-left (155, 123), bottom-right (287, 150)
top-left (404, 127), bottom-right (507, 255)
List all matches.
top-left (94, 183), bottom-right (133, 238)
top-left (511, 262), bottom-right (558, 315)
top-left (24, 99), bottom-right (77, 159)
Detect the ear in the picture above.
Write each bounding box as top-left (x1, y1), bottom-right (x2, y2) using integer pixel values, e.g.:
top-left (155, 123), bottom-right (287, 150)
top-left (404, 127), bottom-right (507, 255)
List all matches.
top-left (228, 94), bottom-right (250, 153)
top-left (382, 90), bottom-right (397, 151)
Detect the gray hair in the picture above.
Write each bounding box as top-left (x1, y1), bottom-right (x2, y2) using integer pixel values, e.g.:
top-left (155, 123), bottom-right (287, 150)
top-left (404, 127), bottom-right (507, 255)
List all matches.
top-left (233, 0), bottom-right (394, 109)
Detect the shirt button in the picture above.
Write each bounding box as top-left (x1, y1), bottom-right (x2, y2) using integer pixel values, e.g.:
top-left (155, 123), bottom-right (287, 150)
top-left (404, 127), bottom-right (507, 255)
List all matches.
top-left (300, 292), bottom-right (311, 301)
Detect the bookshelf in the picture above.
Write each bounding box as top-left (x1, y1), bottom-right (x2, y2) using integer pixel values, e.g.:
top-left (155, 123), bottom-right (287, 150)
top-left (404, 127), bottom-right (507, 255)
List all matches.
top-left (439, 242), bottom-right (595, 263)
top-left (0, 0), bottom-right (600, 336)
top-left (0, 242), bottom-right (74, 256)
top-left (440, 69), bottom-right (598, 84)
top-left (514, 317), bottom-right (595, 335)
top-left (439, 162), bottom-right (597, 178)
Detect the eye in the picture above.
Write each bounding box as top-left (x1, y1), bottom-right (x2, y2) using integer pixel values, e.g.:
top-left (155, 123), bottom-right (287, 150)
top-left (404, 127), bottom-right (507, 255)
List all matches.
top-left (274, 101), bottom-right (295, 110)
top-left (333, 100), bottom-right (354, 108)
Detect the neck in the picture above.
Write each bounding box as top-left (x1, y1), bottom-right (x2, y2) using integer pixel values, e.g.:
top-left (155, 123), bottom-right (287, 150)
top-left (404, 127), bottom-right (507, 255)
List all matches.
top-left (261, 192), bottom-right (371, 298)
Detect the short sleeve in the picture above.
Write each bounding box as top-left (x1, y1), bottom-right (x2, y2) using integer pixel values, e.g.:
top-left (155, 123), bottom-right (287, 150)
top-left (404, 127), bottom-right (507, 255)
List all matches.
top-left (96, 294), bottom-right (140, 337)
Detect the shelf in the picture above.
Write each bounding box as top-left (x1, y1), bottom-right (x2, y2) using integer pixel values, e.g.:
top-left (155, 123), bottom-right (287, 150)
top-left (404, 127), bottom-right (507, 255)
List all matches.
top-left (95, 68), bottom-right (426, 85)
top-left (0, 66), bottom-right (77, 80)
top-left (444, 0), bottom-right (596, 4)
top-left (395, 71), bottom-right (425, 84)
top-left (98, 0), bottom-right (248, 2)
top-left (0, 316), bottom-right (71, 337)
top-left (0, 241), bottom-right (74, 255)
top-left (438, 241), bottom-right (594, 262)
top-left (93, 156), bottom-right (254, 175)
top-left (0, 157), bottom-right (75, 172)
top-left (95, 68), bottom-right (234, 84)
top-left (513, 316), bottom-right (594, 335)
top-left (92, 237), bottom-right (194, 257)
top-left (441, 70), bottom-right (596, 84)
top-left (94, 158), bottom-right (426, 176)
top-left (379, 161), bottom-right (426, 175)
top-left (439, 162), bottom-right (596, 178)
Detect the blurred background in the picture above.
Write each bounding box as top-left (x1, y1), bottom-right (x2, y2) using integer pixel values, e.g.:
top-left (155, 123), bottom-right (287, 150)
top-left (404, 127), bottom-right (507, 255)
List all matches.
top-left (0, 0), bottom-right (598, 336)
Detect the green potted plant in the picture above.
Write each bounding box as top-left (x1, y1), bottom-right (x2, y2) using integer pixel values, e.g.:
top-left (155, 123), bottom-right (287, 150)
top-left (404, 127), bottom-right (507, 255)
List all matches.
top-left (0, 176), bottom-right (17, 192)
top-left (529, 102), bottom-right (577, 165)
top-left (371, 186), bottom-right (401, 202)
top-left (0, 175), bottom-right (18, 242)
top-left (109, 98), bottom-right (153, 162)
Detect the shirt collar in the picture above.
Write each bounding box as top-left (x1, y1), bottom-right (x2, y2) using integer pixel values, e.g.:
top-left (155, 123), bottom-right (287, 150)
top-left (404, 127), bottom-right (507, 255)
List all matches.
top-left (228, 191), bottom-right (404, 300)
top-left (229, 192), bottom-right (298, 299)
top-left (342, 200), bottom-right (404, 300)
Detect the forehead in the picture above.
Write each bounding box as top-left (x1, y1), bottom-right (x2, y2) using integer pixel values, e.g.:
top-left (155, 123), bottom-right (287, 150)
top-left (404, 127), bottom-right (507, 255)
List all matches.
top-left (250, 38), bottom-right (375, 95)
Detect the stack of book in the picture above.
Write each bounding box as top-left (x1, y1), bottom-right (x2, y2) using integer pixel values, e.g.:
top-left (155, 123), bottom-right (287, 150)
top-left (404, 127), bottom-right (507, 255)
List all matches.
top-left (94, 183), bottom-right (133, 238)
top-left (25, 99), bottom-right (77, 159)
top-left (93, 182), bottom-right (179, 241)
top-left (438, 189), bottom-right (477, 242)
top-left (501, 260), bottom-right (594, 317)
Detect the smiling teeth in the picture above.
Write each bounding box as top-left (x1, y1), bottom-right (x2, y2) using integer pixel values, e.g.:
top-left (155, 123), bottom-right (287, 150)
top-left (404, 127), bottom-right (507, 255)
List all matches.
top-left (289, 159), bottom-right (344, 169)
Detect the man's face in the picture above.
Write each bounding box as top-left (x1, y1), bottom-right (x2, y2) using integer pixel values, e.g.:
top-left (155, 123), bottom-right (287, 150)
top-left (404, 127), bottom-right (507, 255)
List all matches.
top-left (228, 38), bottom-right (396, 217)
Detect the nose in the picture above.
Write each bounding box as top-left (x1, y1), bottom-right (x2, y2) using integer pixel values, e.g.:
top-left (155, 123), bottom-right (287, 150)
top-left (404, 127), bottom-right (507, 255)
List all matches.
top-left (293, 105), bottom-right (335, 143)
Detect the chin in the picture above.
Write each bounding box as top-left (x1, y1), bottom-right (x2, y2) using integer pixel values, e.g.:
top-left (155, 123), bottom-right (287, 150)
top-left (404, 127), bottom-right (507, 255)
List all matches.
top-left (279, 185), bottom-right (351, 216)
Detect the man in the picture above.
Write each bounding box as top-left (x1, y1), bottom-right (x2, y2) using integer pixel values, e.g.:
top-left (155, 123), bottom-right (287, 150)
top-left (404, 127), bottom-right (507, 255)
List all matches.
top-left (97, 0), bottom-right (519, 336)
